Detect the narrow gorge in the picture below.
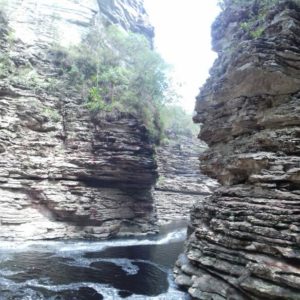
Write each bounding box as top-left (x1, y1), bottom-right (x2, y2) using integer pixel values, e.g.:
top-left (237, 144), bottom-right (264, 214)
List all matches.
top-left (175, 1), bottom-right (300, 299)
top-left (0, 0), bottom-right (216, 243)
top-left (0, 0), bottom-right (299, 299)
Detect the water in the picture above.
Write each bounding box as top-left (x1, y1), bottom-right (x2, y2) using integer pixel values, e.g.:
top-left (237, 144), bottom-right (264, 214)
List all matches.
top-left (0, 222), bottom-right (190, 300)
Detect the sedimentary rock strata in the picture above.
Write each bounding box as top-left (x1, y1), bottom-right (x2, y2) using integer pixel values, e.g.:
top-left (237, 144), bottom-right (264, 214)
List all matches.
top-left (0, 0), bottom-right (214, 240)
top-left (97, 0), bottom-right (154, 41)
top-left (0, 0), bottom-right (157, 240)
top-left (154, 133), bottom-right (218, 225)
top-left (175, 1), bottom-right (300, 299)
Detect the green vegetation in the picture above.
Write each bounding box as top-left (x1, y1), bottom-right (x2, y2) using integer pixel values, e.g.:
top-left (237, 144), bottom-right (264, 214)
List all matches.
top-left (0, 0), bottom-right (8, 9)
top-left (240, 21), bottom-right (264, 38)
top-left (157, 175), bottom-right (166, 185)
top-left (0, 52), bottom-right (11, 77)
top-left (218, 0), bottom-right (287, 39)
top-left (13, 67), bottom-right (40, 87)
top-left (160, 105), bottom-right (198, 138)
top-left (218, 0), bottom-right (300, 39)
top-left (43, 107), bottom-right (60, 122)
top-left (0, 25), bottom-right (47, 91)
top-left (249, 26), bottom-right (264, 38)
top-left (0, 17), bottom-right (197, 143)
top-left (50, 25), bottom-right (178, 142)
top-left (217, 0), bottom-right (282, 10)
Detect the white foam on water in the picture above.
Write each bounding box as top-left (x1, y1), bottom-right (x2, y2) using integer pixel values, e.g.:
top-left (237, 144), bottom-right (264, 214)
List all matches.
top-left (62, 256), bottom-right (140, 275)
top-left (0, 278), bottom-right (118, 299)
top-left (55, 228), bottom-right (186, 254)
top-left (0, 228), bottom-right (187, 254)
top-left (154, 228), bottom-right (187, 245)
top-left (0, 269), bottom-right (24, 276)
top-left (126, 291), bottom-right (189, 300)
top-left (24, 280), bottom-right (124, 299)
top-left (0, 226), bottom-right (189, 299)
top-left (0, 253), bottom-right (12, 263)
top-left (0, 268), bottom-right (189, 300)
top-left (96, 258), bottom-right (139, 275)
top-left (24, 278), bottom-right (188, 300)
top-left (0, 276), bottom-right (16, 287)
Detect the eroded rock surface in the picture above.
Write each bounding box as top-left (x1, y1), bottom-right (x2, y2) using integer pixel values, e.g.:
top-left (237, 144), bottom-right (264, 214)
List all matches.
top-left (154, 133), bottom-right (218, 225)
top-left (2, 0), bottom-right (153, 46)
top-left (97, 0), bottom-right (154, 41)
top-left (175, 1), bottom-right (300, 299)
top-left (0, 0), bottom-right (157, 240)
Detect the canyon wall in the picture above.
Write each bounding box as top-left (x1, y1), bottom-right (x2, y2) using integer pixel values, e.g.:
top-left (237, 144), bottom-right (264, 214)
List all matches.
top-left (0, 0), bottom-right (157, 240)
top-left (175, 1), bottom-right (300, 299)
top-left (97, 0), bottom-right (154, 42)
top-left (154, 133), bottom-right (217, 225)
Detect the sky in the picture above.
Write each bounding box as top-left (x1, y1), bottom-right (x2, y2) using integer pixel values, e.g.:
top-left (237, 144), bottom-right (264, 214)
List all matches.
top-left (143, 0), bottom-right (220, 112)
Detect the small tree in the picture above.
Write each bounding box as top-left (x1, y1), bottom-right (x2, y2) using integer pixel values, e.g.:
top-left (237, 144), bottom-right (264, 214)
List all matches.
top-left (50, 25), bottom-right (178, 142)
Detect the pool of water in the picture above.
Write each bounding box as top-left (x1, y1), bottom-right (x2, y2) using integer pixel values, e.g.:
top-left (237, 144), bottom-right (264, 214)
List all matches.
top-left (0, 222), bottom-right (190, 300)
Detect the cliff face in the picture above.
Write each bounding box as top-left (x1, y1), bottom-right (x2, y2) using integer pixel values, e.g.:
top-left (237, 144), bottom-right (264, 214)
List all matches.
top-left (0, 0), bottom-right (157, 240)
top-left (154, 133), bottom-right (218, 225)
top-left (2, 0), bottom-right (153, 46)
top-left (97, 0), bottom-right (154, 41)
top-left (175, 1), bottom-right (300, 299)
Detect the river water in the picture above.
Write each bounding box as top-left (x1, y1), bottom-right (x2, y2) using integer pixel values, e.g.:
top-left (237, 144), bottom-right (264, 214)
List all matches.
top-left (0, 222), bottom-right (190, 300)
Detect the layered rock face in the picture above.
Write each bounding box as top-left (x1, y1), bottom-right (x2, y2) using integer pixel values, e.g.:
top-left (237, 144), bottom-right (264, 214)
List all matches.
top-left (175, 1), bottom-right (300, 299)
top-left (154, 133), bottom-right (218, 225)
top-left (2, 0), bottom-right (153, 46)
top-left (97, 0), bottom-right (154, 41)
top-left (0, 0), bottom-right (158, 240)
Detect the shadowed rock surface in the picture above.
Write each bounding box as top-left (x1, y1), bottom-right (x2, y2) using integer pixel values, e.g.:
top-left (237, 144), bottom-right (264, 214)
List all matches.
top-left (0, 0), bottom-right (157, 240)
top-left (175, 1), bottom-right (300, 299)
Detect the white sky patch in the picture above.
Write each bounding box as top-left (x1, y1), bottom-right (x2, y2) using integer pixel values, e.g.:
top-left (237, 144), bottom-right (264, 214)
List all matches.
top-left (144, 0), bottom-right (220, 112)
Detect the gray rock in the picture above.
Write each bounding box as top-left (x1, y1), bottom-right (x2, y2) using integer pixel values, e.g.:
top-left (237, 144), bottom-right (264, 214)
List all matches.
top-left (0, 0), bottom-right (158, 240)
top-left (97, 0), bottom-right (154, 42)
top-left (154, 133), bottom-right (218, 225)
top-left (175, 1), bottom-right (300, 299)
